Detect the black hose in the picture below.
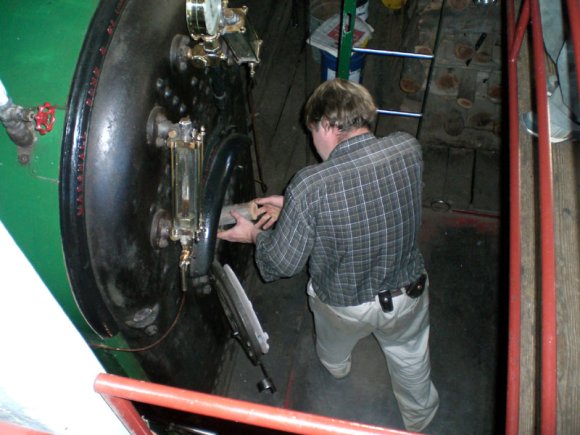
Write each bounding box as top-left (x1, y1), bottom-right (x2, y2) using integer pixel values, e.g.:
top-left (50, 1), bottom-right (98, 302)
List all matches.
top-left (190, 133), bottom-right (252, 278)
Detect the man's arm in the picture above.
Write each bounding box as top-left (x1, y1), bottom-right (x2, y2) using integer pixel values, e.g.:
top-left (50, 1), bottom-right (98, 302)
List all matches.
top-left (216, 195), bottom-right (285, 244)
top-left (218, 190), bottom-right (312, 281)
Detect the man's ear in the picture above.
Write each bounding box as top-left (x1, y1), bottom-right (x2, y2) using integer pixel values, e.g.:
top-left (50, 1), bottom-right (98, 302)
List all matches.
top-left (319, 118), bottom-right (331, 132)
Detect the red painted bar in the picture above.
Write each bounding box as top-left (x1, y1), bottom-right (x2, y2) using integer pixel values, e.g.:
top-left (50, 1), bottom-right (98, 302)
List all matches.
top-left (505, 0), bottom-right (523, 432)
top-left (0, 422), bottom-right (51, 435)
top-left (101, 394), bottom-right (152, 435)
top-left (529, 0), bottom-right (558, 433)
top-left (508, 0), bottom-right (530, 63)
top-left (566, 0), bottom-right (580, 99)
top-left (95, 373), bottom-right (416, 435)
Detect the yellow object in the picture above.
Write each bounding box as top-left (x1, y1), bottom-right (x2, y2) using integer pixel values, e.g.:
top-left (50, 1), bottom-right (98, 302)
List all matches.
top-left (382, 0), bottom-right (405, 10)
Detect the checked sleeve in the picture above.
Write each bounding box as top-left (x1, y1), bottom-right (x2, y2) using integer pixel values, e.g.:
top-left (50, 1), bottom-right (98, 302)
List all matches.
top-left (255, 188), bottom-right (315, 282)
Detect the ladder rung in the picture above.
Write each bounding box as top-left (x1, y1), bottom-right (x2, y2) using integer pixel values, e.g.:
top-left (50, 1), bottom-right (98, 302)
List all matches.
top-left (353, 47), bottom-right (434, 60)
top-left (376, 109), bottom-right (423, 118)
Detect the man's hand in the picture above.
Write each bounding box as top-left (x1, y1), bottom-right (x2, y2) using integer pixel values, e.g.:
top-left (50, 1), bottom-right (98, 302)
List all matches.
top-left (254, 195), bottom-right (284, 230)
top-left (217, 210), bottom-right (262, 244)
top-left (217, 195), bottom-right (284, 243)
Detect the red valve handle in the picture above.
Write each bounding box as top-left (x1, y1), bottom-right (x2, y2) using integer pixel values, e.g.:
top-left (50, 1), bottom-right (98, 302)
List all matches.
top-left (34, 102), bottom-right (56, 135)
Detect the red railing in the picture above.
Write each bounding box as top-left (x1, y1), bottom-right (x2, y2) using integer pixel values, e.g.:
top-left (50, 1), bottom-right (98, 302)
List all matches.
top-left (92, 2), bottom-right (580, 434)
top-left (94, 373), bottom-right (416, 435)
top-left (506, 1), bottom-right (579, 434)
top-left (0, 422), bottom-right (51, 435)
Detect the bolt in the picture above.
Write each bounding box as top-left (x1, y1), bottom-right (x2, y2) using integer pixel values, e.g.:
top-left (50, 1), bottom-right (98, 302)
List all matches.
top-left (145, 325), bottom-right (158, 336)
top-left (158, 238), bottom-right (169, 249)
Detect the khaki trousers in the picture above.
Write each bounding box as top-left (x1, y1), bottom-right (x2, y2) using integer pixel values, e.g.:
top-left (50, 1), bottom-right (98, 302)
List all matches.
top-left (307, 281), bottom-right (439, 432)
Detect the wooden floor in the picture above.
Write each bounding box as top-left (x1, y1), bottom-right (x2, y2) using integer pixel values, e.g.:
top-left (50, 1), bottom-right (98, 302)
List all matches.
top-left (215, 0), bottom-right (579, 433)
top-left (214, 1), bottom-right (506, 434)
top-left (517, 38), bottom-right (580, 434)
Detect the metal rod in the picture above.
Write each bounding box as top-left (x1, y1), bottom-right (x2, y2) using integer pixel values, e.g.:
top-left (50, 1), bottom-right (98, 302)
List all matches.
top-left (508, 0), bottom-right (530, 62)
top-left (352, 47), bottom-right (433, 60)
top-left (95, 373), bottom-right (415, 435)
top-left (529, 0), bottom-right (558, 432)
top-left (566, 0), bottom-right (580, 101)
top-left (376, 109), bottom-right (422, 118)
top-left (101, 393), bottom-right (152, 435)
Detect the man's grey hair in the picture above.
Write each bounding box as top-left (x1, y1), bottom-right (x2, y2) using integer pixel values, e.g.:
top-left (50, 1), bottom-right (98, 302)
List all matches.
top-left (304, 78), bottom-right (377, 132)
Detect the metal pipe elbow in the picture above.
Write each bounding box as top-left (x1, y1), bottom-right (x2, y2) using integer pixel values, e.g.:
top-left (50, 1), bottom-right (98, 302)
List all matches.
top-left (191, 132), bottom-right (251, 278)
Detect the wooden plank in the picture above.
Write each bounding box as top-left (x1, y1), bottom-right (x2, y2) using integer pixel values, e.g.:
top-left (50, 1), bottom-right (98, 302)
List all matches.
top-left (242, 0), bottom-right (317, 195)
top-left (553, 141), bottom-right (580, 433)
top-left (517, 39), bottom-right (538, 435)
top-left (471, 148), bottom-right (500, 213)
top-left (250, 1), bottom-right (306, 107)
top-left (422, 144), bottom-right (449, 208)
top-left (398, 0), bottom-right (441, 94)
top-left (365, 0), bottom-right (421, 138)
top-left (456, 68), bottom-right (477, 109)
top-left (421, 145), bottom-right (474, 210)
top-left (445, 146), bottom-right (474, 209)
top-left (519, 134), bottom-right (538, 435)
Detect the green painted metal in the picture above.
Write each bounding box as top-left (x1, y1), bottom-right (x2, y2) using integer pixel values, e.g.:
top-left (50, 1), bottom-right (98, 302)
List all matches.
top-left (337, 0), bottom-right (357, 79)
top-left (0, 0), bottom-right (146, 380)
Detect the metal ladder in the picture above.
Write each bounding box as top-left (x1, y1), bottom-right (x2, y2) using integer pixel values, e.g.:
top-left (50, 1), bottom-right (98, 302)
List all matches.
top-left (336, 0), bottom-right (440, 119)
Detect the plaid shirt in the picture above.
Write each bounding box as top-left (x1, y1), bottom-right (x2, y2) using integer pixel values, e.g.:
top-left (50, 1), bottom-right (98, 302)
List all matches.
top-left (255, 132), bottom-right (425, 306)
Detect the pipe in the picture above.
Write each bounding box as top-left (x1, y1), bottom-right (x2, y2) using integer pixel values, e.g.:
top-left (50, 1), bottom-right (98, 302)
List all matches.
top-left (219, 201), bottom-right (260, 226)
top-left (505, 0), bottom-right (525, 433)
top-left (376, 109), bottom-right (422, 119)
top-left (103, 395), bottom-right (151, 435)
top-left (566, 0), bottom-right (580, 99)
top-left (94, 373), bottom-right (415, 435)
top-left (191, 133), bottom-right (252, 278)
top-left (0, 78), bottom-right (36, 151)
top-left (0, 79), bottom-right (8, 106)
top-left (508, 0), bottom-right (530, 63)
top-left (352, 47), bottom-right (433, 60)
top-left (529, 0), bottom-right (558, 432)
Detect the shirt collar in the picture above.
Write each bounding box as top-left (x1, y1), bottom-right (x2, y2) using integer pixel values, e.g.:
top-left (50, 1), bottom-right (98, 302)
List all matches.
top-left (328, 132), bottom-right (375, 160)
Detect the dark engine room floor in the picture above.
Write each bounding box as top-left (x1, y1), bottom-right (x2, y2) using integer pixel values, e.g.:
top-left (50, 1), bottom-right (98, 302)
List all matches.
top-left (220, 210), bottom-right (504, 435)
top-left (214, 1), bottom-right (507, 434)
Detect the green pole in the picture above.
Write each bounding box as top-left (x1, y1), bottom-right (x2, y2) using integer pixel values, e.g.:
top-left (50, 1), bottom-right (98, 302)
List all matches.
top-left (337, 0), bottom-right (357, 79)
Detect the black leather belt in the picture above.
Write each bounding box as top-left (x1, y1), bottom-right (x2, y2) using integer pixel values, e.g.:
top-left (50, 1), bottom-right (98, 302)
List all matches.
top-left (377, 274), bottom-right (427, 313)
top-left (387, 288), bottom-right (406, 298)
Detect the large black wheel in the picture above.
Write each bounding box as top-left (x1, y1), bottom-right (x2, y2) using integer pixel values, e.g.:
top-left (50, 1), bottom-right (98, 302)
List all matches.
top-left (60, 0), bottom-right (254, 391)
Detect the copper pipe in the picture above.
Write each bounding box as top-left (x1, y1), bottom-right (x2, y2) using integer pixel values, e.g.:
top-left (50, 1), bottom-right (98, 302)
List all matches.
top-left (95, 373), bottom-right (416, 435)
top-left (566, 0), bottom-right (580, 100)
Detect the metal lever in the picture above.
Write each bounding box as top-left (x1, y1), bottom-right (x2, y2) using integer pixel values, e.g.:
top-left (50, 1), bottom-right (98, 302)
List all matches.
top-left (257, 362), bottom-right (276, 394)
